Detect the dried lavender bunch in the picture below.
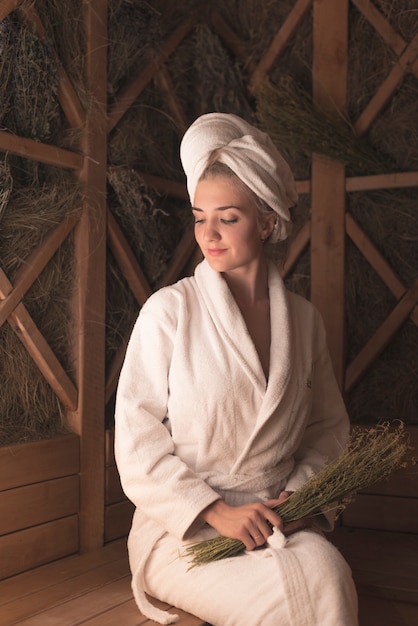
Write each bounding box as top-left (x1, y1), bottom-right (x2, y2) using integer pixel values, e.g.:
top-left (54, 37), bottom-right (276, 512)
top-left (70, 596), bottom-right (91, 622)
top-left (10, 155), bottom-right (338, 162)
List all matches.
top-left (184, 422), bottom-right (413, 567)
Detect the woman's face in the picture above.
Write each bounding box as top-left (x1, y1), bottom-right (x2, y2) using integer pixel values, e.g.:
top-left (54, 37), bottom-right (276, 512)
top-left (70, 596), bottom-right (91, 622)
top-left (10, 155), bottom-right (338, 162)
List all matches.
top-left (192, 176), bottom-right (274, 274)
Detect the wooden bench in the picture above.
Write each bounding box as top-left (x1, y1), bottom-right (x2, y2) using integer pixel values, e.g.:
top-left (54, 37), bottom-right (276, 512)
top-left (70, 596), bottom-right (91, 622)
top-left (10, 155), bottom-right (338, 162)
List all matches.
top-left (331, 526), bottom-right (418, 626)
top-left (1, 529), bottom-right (418, 625)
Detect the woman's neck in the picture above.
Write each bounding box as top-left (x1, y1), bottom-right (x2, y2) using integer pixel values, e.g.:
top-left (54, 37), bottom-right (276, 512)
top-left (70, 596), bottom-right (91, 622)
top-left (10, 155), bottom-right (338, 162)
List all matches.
top-left (222, 258), bottom-right (269, 306)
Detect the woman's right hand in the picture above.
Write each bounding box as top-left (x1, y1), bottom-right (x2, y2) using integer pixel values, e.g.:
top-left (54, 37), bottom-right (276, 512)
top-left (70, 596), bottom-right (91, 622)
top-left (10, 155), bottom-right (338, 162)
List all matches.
top-left (198, 499), bottom-right (283, 550)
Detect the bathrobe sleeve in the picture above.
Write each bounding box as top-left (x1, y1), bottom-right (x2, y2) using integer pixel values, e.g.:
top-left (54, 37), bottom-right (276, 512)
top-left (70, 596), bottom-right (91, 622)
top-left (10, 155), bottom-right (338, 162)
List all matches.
top-left (114, 291), bottom-right (221, 540)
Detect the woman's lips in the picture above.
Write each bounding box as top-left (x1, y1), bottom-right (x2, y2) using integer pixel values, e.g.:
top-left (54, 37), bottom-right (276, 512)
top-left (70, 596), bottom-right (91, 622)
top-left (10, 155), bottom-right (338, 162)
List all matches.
top-left (206, 248), bottom-right (226, 256)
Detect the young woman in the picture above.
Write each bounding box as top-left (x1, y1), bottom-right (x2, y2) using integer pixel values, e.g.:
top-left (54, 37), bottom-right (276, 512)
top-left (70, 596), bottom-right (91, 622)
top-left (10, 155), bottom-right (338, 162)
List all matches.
top-left (115, 113), bottom-right (359, 625)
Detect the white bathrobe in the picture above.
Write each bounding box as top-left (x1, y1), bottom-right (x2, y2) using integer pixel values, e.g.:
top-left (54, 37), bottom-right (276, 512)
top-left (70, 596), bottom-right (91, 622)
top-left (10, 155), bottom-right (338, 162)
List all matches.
top-left (114, 259), bottom-right (358, 626)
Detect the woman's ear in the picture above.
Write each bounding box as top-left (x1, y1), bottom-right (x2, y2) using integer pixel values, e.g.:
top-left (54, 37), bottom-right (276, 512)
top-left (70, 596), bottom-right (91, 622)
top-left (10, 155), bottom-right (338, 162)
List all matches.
top-left (261, 213), bottom-right (277, 241)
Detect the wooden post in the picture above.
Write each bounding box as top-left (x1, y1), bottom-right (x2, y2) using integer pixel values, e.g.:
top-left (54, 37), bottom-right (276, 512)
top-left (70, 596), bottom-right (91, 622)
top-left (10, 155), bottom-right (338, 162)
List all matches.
top-left (311, 0), bottom-right (348, 388)
top-left (68, 0), bottom-right (108, 552)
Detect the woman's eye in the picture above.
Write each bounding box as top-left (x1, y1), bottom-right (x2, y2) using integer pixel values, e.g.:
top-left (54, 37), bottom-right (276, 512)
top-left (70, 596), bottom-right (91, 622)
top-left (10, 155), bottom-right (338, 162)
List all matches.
top-left (221, 218), bottom-right (238, 224)
top-left (194, 218), bottom-right (204, 224)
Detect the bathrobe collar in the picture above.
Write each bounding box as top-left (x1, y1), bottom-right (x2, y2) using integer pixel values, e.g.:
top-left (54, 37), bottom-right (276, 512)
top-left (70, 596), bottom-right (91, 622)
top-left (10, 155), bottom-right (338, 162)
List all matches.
top-left (194, 259), bottom-right (293, 445)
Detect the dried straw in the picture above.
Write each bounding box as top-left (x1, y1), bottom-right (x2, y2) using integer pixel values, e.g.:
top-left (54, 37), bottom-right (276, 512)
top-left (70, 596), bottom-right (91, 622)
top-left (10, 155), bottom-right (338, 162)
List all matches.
top-left (184, 422), bottom-right (413, 567)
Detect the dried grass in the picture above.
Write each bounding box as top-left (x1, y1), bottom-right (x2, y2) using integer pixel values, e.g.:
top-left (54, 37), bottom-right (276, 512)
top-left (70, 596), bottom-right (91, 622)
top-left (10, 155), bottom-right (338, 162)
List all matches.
top-left (184, 422), bottom-right (414, 567)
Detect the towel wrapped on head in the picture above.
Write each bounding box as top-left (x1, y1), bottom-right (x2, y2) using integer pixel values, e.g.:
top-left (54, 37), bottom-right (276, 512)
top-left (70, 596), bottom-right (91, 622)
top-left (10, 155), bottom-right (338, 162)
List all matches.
top-left (180, 112), bottom-right (298, 242)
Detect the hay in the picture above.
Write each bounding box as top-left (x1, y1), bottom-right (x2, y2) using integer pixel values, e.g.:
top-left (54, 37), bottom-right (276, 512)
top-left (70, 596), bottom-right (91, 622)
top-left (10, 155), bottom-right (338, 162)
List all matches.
top-left (108, 0), bottom-right (161, 101)
top-left (255, 78), bottom-right (394, 176)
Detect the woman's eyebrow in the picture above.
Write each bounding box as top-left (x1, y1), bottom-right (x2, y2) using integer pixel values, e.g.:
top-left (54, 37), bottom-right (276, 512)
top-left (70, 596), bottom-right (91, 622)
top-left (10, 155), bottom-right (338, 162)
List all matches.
top-left (191, 205), bottom-right (242, 212)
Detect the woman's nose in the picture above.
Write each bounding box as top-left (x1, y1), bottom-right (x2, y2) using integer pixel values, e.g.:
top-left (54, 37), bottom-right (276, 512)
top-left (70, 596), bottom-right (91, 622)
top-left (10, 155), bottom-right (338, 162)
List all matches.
top-left (203, 222), bottom-right (221, 241)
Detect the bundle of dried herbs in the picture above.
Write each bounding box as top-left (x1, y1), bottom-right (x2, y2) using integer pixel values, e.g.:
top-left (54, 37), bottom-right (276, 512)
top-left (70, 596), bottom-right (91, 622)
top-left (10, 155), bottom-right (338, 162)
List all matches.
top-left (184, 422), bottom-right (414, 567)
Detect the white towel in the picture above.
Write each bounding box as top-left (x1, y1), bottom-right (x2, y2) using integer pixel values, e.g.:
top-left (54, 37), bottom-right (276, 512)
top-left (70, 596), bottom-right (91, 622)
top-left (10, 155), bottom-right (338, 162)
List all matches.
top-left (180, 112), bottom-right (298, 242)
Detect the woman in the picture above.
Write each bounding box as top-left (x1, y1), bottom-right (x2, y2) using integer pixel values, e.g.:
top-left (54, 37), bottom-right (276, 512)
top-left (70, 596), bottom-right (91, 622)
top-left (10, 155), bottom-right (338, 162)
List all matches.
top-left (115, 113), bottom-right (359, 625)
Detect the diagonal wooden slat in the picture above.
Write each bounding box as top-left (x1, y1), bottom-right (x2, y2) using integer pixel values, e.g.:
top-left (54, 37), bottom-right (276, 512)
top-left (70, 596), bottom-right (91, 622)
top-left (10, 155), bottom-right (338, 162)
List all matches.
top-left (18, 4), bottom-right (85, 129)
top-left (0, 0), bottom-right (20, 21)
top-left (107, 209), bottom-right (152, 306)
top-left (346, 212), bottom-right (418, 326)
top-left (0, 268), bottom-right (78, 410)
top-left (352, 0), bottom-right (418, 78)
top-left (210, 9), bottom-right (256, 73)
top-left (0, 213), bottom-right (80, 327)
top-left (249, 0), bottom-right (313, 90)
top-left (345, 278), bottom-right (418, 392)
top-left (354, 33), bottom-right (418, 136)
top-left (153, 67), bottom-right (189, 133)
top-left (278, 219), bottom-right (310, 279)
top-left (107, 12), bottom-right (198, 133)
top-left (156, 228), bottom-right (197, 289)
top-left (0, 131), bottom-right (83, 169)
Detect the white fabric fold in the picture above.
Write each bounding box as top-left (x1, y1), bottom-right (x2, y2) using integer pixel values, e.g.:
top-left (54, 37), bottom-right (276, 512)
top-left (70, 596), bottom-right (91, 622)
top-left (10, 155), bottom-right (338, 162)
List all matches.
top-left (180, 112), bottom-right (298, 242)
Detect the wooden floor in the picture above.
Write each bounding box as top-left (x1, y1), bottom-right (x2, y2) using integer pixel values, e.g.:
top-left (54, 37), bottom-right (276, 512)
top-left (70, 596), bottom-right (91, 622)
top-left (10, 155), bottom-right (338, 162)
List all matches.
top-left (0, 539), bottom-right (207, 626)
top-left (1, 530), bottom-right (418, 625)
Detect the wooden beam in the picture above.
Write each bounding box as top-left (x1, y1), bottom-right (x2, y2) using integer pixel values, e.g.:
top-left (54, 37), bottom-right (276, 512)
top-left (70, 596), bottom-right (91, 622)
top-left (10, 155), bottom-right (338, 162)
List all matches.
top-left (0, 131), bottom-right (83, 169)
top-left (153, 67), bottom-right (189, 133)
top-left (345, 279), bottom-right (418, 392)
top-left (156, 228), bottom-right (197, 289)
top-left (0, 0), bottom-right (21, 21)
top-left (346, 171), bottom-right (418, 192)
top-left (107, 13), bottom-right (198, 132)
top-left (0, 213), bottom-right (80, 327)
top-left (68, 0), bottom-right (108, 552)
top-left (354, 34), bottom-right (418, 137)
top-left (250, 0), bottom-right (313, 90)
top-left (278, 219), bottom-right (310, 279)
top-left (210, 9), bottom-right (256, 73)
top-left (311, 0), bottom-right (349, 387)
top-left (0, 268), bottom-right (78, 410)
top-left (107, 209), bottom-right (152, 305)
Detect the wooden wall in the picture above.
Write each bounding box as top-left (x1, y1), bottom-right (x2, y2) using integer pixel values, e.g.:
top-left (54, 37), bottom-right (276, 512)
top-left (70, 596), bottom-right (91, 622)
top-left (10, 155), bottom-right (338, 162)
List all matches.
top-left (0, 0), bottom-right (417, 578)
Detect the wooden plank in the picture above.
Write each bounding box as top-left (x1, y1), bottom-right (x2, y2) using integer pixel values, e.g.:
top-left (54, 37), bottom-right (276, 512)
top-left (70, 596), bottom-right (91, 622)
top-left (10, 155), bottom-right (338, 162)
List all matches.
top-left (342, 494), bottom-right (418, 533)
top-left (105, 464), bottom-right (125, 505)
top-left (0, 434), bottom-right (79, 491)
top-left (345, 279), bottom-right (418, 391)
top-left (14, 575), bottom-right (133, 626)
top-left (67, 0), bottom-right (108, 552)
top-left (105, 500), bottom-right (135, 543)
top-left (107, 13), bottom-right (198, 132)
top-left (354, 34), bottom-right (418, 137)
top-left (0, 267), bottom-right (78, 410)
top-left (352, 0), bottom-right (407, 57)
top-left (0, 539), bottom-right (127, 606)
top-left (0, 558), bottom-right (130, 625)
top-left (139, 172), bottom-right (189, 199)
top-left (153, 67), bottom-right (188, 133)
top-left (156, 228), bottom-right (197, 289)
top-left (107, 208), bottom-right (152, 305)
top-left (210, 9), bottom-right (256, 73)
top-left (346, 212), bottom-right (406, 299)
top-left (105, 429), bottom-right (116, 467)
top-left (310, 157), bottom-right (346, 385)
top-left (0, 516), bottom-right (78, 580)
top-left (352, 0), bottom-right (418, 81)
top-left (278, 219), bottom-right (310, 279)
top-left (0, 0), bottom-right (20, 21)
top-left (0, 130), bottom-right (83, 169)
top-left (0, 475), bottom-right (79, 536)
top-left (80, 597), bottom-right (153, 626)
top-left (0, 213), bottom-right (79, 327)
top-left (250, 0), bottom-right (313, 90)
top-left (106, 332), bottom-right (132, 403)
top-left (346, 171), bottom-right (418, 192)
top-left (331, 527), bottom-right (418, 604)
top-left (311, 0), bottom-right (348, 388)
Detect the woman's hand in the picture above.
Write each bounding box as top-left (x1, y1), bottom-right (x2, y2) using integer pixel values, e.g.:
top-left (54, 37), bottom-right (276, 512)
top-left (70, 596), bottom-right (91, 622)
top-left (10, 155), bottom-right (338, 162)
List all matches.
top-left (273, 490), bottom-right (315, 537)
top-left (198, 499), bottom-right (283, 550)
